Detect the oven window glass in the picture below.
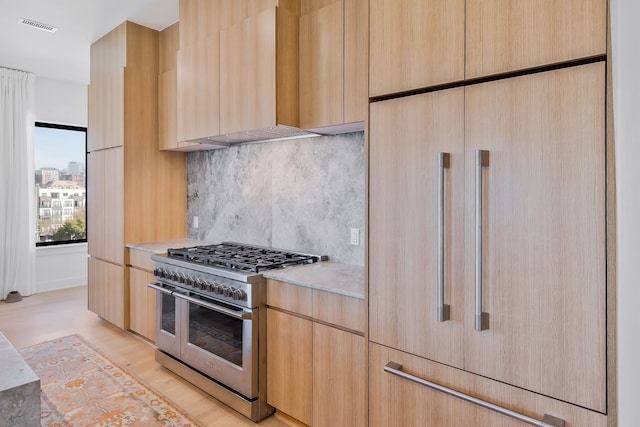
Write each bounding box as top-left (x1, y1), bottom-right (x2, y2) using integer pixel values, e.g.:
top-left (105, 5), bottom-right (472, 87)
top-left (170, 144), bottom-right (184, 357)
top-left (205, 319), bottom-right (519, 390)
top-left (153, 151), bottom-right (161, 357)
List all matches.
top-left (187, 300), bottom-right (244, 367)
top-left (161, 293), bottom-right (176, 336)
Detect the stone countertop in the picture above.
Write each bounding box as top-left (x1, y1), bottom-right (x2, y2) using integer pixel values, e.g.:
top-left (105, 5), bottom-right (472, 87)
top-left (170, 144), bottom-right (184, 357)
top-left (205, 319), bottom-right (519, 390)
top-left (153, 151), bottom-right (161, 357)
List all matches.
top-left (263, 262), bottom-right (365, 299)
top-left (126, 239), bottom-right (202, 254)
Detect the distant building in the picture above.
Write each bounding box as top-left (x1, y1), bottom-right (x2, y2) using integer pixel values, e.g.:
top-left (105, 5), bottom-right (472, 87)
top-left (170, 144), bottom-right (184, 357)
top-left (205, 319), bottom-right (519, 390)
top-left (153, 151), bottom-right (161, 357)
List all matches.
top-left (67, 161), bottom-right (84, 175)
top-left (36, 180), bottom-right (86, 242)
top-left (38, 168), bottom-right (59, 185)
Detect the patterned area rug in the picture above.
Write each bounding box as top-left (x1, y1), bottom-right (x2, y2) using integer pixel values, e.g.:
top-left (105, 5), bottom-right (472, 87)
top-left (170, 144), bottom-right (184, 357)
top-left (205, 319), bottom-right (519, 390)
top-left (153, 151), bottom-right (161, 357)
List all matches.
top-left (19, 334), bottom-right (202, 427)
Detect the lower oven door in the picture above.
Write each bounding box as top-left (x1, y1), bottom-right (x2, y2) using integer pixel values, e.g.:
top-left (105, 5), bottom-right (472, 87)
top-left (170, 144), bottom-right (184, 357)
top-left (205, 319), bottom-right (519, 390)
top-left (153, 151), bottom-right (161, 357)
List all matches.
top-left (150, 283), bottom-right (183, 359)
top-left (176, 292), bottom-right (259, 400)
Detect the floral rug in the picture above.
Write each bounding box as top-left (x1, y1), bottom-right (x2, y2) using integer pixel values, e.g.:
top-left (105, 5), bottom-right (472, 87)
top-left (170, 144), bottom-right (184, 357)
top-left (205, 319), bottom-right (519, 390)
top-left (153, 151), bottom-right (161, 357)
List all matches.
top-left (18, 334), bottom-right (203, 427)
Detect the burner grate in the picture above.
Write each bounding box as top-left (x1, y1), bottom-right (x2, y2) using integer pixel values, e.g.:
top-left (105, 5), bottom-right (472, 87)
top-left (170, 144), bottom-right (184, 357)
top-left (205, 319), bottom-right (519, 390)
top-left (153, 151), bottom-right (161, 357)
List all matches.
top-left (167, 242), bottom-right (321, 273)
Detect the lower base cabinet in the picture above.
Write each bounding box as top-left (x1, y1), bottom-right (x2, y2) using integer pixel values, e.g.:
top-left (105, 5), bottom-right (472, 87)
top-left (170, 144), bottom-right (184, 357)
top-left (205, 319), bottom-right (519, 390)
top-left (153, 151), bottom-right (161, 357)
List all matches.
top-left (313, 323), bottom-right (366, 427)
top-left (266, 279), bottom-right (366, 427)
top-left (128, 267), bottom-right (156, 341)
top-left (369, 342), bottom-right (607, 427)
top-left (87, 257), bottom-right (126, 329)
top-left (267, 309), bottom-right (313, 425)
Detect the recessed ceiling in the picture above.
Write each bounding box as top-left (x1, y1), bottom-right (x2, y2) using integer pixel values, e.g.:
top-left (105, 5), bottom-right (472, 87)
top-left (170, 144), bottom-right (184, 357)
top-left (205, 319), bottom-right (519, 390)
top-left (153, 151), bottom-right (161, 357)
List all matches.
top-left (0, 0), bottom-right (179, 84)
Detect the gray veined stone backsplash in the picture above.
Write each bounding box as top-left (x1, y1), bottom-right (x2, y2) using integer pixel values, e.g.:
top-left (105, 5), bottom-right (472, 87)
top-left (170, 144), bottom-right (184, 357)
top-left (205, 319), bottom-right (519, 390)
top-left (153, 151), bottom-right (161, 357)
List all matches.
top-left (186, 131), bottom-right (365, 266)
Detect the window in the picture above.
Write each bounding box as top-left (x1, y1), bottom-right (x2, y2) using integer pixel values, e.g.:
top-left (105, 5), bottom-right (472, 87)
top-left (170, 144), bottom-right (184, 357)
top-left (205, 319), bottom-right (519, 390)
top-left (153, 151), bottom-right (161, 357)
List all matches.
top-left (35, 122), bottom-right (87, 246)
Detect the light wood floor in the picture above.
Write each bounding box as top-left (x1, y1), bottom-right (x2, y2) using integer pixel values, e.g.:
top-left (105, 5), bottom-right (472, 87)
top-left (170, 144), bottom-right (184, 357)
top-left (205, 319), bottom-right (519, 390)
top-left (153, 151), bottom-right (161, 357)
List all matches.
top-left (0, 285), bottom-right (293, 427)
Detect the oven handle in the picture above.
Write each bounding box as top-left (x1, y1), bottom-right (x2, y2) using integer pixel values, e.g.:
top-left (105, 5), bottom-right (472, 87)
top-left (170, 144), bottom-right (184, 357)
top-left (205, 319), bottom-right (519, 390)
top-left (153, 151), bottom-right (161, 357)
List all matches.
top-left (148, 283), bottom-right (253, 320)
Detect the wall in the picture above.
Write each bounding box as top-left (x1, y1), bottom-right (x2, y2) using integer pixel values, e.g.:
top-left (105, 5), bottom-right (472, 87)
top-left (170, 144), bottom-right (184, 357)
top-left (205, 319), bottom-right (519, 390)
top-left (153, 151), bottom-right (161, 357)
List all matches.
top-left (186, 132), bottom-right (365, 265)
top-left (34, 76), bottom-right (88, 292)
top-left (610, 0), bottom-right (640, 425)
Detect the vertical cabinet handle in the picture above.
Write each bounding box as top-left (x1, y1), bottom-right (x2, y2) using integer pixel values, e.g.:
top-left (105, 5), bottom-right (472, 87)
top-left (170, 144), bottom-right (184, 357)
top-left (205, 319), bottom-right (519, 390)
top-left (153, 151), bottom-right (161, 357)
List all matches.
top-left (475, 150), bottom-right (490, 331)
top-left (438, 152), bottom-right (451, 322)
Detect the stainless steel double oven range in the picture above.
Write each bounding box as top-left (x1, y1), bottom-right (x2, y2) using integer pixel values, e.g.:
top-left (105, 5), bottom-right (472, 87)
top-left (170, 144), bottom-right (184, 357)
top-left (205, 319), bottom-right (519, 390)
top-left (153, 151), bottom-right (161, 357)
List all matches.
top-left (148, 242), bottom-right (324, 421)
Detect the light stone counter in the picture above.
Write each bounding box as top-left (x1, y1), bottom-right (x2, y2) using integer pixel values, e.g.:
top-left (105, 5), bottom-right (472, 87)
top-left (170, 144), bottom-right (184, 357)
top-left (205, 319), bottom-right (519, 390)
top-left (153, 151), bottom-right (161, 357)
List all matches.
top-left (126, 239), bottom-right (203, 254)
top-left (0, 332), bottom-right (40, 427)
top-left (263, 262), bottom-right (364, 299)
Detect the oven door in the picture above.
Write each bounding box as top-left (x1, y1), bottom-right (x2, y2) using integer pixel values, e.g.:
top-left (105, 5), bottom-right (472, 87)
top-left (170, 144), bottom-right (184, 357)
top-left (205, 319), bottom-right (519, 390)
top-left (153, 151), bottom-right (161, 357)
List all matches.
top-left (176, 292), bottom-right (259, 399)
top-left (149, 282), bottom-right (183, 359)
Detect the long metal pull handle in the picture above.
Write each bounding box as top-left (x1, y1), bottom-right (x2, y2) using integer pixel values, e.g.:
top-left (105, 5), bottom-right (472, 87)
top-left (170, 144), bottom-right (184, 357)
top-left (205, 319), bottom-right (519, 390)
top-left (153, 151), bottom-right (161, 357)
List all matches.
top-left (147, 283), bottom-right (252, 320)
top-left (173, 292), bottom-right (253, 320)
top-left (437, 152), bottom-right (450, 322)
top-left (384, 362), bottom-right (565, 427)
top-left (475, 149), bottom-right (490, 331)
top-left (147, 282), bottom-right (174, 295)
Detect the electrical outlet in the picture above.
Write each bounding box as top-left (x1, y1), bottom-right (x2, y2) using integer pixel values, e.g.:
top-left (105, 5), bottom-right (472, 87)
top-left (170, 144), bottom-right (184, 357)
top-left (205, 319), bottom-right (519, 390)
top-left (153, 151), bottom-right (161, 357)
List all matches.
top-left (193, 216), bottom-right (199, 229)
top-left (350, 228), bottom-right (360, 246)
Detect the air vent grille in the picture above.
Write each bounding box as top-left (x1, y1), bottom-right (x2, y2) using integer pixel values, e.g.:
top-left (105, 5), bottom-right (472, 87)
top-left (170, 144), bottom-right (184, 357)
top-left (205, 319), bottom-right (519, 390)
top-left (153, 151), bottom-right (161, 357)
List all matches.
top-left (17, 18), bottom-right (58, 33)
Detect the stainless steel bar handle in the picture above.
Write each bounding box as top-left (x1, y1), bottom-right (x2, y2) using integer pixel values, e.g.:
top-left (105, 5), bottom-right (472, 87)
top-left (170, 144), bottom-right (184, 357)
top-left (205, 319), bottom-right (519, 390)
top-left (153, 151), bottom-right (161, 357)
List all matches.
top-left (475, 150), bottom-right (490, 331)
top-left (147, 283), bottom-right (252, 320)
top-left (147, 282), bottom-right (175, 295)
top-left (173, 292), bottom-right (253, 320)
top-left (438, 152), bottom-right (450, 322)
top-left (384, 362), bottom-right (565, 427)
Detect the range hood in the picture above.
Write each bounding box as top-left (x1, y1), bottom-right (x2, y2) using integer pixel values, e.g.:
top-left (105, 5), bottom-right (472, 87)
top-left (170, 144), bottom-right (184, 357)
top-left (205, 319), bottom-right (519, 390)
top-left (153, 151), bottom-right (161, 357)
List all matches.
top-left (189, 125), bottom-right (321, 148)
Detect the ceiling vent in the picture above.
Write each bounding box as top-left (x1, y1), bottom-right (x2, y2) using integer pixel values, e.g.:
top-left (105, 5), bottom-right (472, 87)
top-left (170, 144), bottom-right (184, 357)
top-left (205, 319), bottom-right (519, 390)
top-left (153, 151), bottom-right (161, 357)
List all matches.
top-left (17, 18), bottom-right (58, 33)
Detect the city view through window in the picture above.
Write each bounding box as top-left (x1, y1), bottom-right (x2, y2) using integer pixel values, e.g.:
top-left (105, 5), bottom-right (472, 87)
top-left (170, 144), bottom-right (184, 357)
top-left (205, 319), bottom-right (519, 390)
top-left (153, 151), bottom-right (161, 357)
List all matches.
top-left (34, 123), bottom-right (87, 245)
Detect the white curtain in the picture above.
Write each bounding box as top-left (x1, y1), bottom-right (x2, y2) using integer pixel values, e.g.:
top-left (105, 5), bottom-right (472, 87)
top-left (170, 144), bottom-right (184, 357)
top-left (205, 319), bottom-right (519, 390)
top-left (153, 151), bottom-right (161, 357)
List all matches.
top-left (0, 67), bottom-right (36, 299)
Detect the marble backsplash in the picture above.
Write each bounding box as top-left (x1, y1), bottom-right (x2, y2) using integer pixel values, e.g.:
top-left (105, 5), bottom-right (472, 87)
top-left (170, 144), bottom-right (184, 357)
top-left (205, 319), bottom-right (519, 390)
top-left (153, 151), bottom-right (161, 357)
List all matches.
top-left (186, 131), bottom-right (365, 266)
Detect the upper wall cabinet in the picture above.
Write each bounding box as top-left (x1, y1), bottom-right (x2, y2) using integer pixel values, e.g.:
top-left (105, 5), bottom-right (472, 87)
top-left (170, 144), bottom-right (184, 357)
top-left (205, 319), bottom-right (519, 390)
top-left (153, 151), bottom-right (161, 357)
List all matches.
top-left (369, 0), bottom-right (465, 97)
top-left (299, 0), bottom-right (368, 131)
top-left (88, 24), bottom-right (126, 152)
top-left (176, 0), bottom-right (298, 146)
top-left (219, 6), bottom-right (299, 138)
top-left (176, 0), bottom-right (221, 143)
top-left (159, 23), bottom-right (200, 151)
top-left (465, 0), bottom-right (607, 79)
top-left (369, 0), bottom-right (606, 97)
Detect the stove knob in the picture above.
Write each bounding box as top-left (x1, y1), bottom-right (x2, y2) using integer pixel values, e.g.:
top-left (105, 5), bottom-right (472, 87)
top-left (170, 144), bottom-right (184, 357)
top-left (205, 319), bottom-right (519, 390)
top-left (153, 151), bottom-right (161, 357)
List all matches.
top-left (186, 276), bottom-right (194, 287)
top-left (221, 286), bottom-right (231, 297)
top-left (213, 283), bottom-right (224, 294)
top-left (205, 281), bottom-right (214, 292)
top-left (195, 279), bottom-right (204, 290)
top-left (232, 289), bottom-right (246, 301)
top-left (153, 268), bottom-right (161, 277)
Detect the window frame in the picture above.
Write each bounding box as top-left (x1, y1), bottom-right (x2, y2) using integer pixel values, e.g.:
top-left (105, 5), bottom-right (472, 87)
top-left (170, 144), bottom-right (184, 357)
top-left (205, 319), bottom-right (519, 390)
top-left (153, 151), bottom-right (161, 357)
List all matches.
top-left (35, 121), bottom-right (88, 247)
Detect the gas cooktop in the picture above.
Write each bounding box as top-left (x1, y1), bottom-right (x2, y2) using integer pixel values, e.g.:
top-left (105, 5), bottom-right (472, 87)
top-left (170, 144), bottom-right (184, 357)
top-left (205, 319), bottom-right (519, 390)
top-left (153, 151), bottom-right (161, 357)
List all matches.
top-left (165, 242), bottom-right (326, 273)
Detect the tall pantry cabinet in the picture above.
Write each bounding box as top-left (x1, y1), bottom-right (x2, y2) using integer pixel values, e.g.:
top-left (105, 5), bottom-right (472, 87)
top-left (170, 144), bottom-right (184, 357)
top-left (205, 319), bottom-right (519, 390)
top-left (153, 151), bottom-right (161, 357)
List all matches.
top-left (368, 1), bottom-right (609, 426)
top-left (87, 21), bottom-right (187, 328)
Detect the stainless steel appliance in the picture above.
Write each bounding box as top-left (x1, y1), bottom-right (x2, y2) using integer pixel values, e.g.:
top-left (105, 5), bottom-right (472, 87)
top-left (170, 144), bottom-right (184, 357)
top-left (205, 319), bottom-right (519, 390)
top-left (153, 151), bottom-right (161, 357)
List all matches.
top-left (148, 242), bottom-right (325, 421)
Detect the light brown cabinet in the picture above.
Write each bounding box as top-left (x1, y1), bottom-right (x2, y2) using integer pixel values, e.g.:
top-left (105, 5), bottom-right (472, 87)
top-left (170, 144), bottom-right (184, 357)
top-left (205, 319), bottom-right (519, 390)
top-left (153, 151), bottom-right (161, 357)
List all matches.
top-left (465, 0), bottom-right (607, 79)
top-left (266, 308), bottom-right (313, 425)
top-left (369, 0), bottom-right (465, 97)
top-left (87, 21), bottom-right (187, 328)
top-left (266, 280), bottom-right (366, 427)
top-left (127, 247), bottom-right (157, 341)
top-left (159, 23), bottom-right (200, 151)
top-left (369, 0), bottom-right (606, 97)
top-left (219, 6), bottom-right (299, 137)
top-left (299, 0), bottom-right (368, 131)
top-left (369, 63), bottom-right (606, 424)
top-left (176, 0), bottom-right (298, 146)
top-left (369, 343), bottom-right (607, 427)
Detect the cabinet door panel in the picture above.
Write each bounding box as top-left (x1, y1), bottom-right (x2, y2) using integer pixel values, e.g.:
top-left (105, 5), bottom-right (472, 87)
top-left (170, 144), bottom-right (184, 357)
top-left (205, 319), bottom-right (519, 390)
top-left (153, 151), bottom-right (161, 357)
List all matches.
top-left (220, 9), bottom-right (277, 134)
top-left (466, 0), bottom-right (606, 79)
top-left (369, 89), bottom-right (465, 367)
top-left (369, 343), bottom-right (607, 427)
top-left (299, 1), bottom-right (344, 129)
top-left (464, 63), bottom-right (606, 411)
top-left (129, 267), bottom-right (156, 340)
top-left (102, 147), bottom-right (124, 265)
top-left (313, 324), bottom-right (366, 427)
top-left (369, 0), bottom-right (464, 96)
top-left (266, 309), bottom-right (312, 424)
